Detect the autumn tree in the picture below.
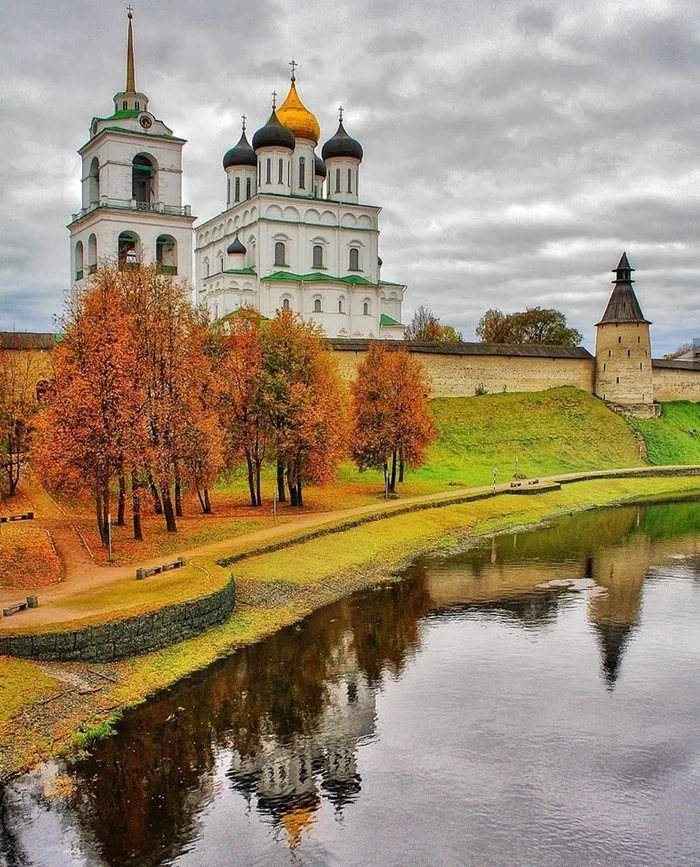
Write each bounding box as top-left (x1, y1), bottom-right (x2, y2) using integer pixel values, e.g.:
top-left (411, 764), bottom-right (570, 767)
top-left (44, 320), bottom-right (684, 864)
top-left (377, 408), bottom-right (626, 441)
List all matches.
top-left (0, 336), bottom-right (43, 498)
top-left (405, 305), bottom-right (462, 343)
top-left (476, 307), bottom-right (582, 346)
top-left (663, 342), bottom-right (695, 360)
top-left (350, 342), bottom-right (435, 493)
top-left (33, 273), bottom-right (145, 544)
top-left (262, 310), bottom-right (348, 507)
top-left (213, 308), bottom-right (269, 507)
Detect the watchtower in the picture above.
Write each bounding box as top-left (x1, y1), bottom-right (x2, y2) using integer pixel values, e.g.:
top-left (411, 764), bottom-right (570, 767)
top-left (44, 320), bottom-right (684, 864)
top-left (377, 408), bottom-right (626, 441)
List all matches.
top-left (594, 253), bottom-right (655, 415)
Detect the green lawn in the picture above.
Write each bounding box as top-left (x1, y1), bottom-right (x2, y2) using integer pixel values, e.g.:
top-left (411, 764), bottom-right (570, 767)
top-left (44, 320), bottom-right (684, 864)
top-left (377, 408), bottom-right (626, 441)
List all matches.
top-left (630, 401), bottom-right (700, 466)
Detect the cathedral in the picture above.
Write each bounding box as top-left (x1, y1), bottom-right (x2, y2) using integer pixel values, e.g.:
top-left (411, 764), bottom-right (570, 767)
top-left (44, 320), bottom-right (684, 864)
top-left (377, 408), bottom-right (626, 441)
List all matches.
top-left (68, 11), bottom-right (406, 339)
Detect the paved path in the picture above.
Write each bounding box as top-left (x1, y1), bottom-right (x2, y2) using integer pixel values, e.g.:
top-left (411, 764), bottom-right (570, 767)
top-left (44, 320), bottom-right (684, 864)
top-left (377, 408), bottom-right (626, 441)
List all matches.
top-left (2, 465), bottom-right (699, 630)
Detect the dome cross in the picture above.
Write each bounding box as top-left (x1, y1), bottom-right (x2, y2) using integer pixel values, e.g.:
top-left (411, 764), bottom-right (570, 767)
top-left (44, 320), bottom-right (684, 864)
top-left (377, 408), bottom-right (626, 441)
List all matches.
top-left (289, 59), bottom-right (298, 82)
top-left (271, 90), bottom-right (277, 109)
top-left (338, 105), bottom-right (344, 123)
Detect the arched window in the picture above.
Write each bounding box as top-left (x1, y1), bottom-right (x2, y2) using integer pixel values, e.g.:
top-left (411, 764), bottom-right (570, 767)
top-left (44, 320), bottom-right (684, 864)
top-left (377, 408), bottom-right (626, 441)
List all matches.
top-left (87, 233), bottom-right (97, 274)
top-left (118, 231), bottom-right (140, 269)
top-left (123, 100), bottom-right (128, 111)
top-left (204, 259), bottom-right (210, 278)
top-left (156, 234), bottom-right (178, 274)
top-left (88, 157), bottom-right (100, 204)
top-left (132, 154), bottom-right (156, 206)
top-left (75, 241), bottom-right (84, 280)
top-left (266, 159), bottom-right (271, 184)
top-left (135, 101), bottom-right (140, 111)
top-left (299, 157), bottom-right (306, 189)
top-left (338, 297), bottom-right (344, 314)
top-left (234, 177), bottom-right (240, 202)
top-left (274, 241), bottom-right (286, 266)
top-left (278, 158), bottom-right (284, 184)
top-left (246, 177), bottom-right (252, 199)
top-left (312, 245), bottom-right (323, 268)
top-left (349, 247), bottom-right (360, 270)
top-left (347, 168), bottom-right (352, 193)
top-left (282, 298), bottom-right (290, 311)
top-left (335, 168), bottom-right (341, 193)
top-left (363, 301), bottom-right (369, 316)
top-left (217, 252), bottom-right (224, 273)
top-left (314, 298), bottom-right (322, 313)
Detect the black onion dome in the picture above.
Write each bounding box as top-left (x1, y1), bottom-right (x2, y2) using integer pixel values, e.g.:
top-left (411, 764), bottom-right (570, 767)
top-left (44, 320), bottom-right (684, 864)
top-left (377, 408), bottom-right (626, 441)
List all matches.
top-left (252, 110), bottom-right (295, 151)
top-left (321, 121), bottom-right (363, 162)
top-left (223, 131), bottom-right (257, 169)
top-left (227, 236), bottom-right (246, 255)
top-left (378, 256), bottom-right (383, 267)
top-left (314, 153), bottom-right (327, 178)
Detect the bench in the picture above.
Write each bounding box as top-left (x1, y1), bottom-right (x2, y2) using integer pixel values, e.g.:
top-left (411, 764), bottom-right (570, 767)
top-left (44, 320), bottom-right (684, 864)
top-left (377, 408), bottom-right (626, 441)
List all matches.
top-left (528, 479), bottom-right (540, 485)
top-left (2, 595), bottom-right (38, 617)
top-left (0, 512), bottom-right (34, 524)
top-left (510, 482), bottom-right (522, 488)
top-left (136, 557), bottom-right (186, 580)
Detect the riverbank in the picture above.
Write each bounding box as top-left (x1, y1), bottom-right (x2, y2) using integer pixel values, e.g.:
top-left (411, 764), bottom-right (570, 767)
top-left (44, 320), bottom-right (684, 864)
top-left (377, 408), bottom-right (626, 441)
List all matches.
top-left (2, 473), bottom-right (700, 781)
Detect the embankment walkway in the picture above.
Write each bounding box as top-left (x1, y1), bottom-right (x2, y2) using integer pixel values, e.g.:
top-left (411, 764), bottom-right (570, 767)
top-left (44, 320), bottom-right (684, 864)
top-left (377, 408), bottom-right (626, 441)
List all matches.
top-left (2, 464), bottom-right (699, 632)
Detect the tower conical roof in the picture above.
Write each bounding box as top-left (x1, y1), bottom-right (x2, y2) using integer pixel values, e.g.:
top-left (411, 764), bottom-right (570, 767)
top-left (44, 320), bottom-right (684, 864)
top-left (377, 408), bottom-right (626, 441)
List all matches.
top-left (596, 252), bottom-right (650, 325)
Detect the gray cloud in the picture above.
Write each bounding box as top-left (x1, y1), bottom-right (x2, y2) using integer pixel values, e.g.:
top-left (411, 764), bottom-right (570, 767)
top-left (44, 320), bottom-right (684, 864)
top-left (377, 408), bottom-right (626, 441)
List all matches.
top-left (1, 0), bottom-right (699, 353)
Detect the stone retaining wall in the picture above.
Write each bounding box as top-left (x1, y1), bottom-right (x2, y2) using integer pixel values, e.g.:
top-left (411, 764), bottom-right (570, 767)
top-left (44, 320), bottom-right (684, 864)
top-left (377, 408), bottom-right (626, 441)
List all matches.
top-left (0, 578), bottom-right (235, 663)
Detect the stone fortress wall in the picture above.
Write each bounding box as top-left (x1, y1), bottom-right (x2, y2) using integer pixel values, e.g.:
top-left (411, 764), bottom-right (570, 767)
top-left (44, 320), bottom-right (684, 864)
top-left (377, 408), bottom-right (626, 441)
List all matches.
top-left (328, 340), bottom-right (700, 402)
top-left (3, 333), bottom-right (700, 404)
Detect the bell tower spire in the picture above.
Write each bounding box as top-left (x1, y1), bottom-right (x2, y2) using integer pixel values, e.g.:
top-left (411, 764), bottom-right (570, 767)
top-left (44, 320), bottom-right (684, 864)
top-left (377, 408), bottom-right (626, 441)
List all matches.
top-left (126, 6), bottom-right (136, 93)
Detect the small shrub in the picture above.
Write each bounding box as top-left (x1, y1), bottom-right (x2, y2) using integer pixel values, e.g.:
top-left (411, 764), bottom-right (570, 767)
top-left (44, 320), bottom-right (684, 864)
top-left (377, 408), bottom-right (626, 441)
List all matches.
top-left (474, 383), bottom-right (488, 396)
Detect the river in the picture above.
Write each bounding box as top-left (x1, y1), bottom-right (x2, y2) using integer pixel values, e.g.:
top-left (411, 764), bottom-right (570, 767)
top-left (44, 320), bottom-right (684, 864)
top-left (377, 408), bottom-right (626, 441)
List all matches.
top-left (2, 500), bottom-right (700, 866)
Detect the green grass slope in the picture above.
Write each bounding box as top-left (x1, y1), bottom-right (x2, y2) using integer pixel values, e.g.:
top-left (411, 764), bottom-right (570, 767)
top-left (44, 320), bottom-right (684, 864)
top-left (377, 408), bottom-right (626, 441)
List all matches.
top-left (629, 401), bottom-right (700, 466)
top-left (344, 387), bottom-right (644, 490)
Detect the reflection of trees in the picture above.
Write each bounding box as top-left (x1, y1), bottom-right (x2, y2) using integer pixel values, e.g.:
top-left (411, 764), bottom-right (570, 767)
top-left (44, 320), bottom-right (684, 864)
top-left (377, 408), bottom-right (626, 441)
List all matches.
top-left (349, 576), bottom-right (432, 685)
top-left (0, 784), bottom-right (31, 867)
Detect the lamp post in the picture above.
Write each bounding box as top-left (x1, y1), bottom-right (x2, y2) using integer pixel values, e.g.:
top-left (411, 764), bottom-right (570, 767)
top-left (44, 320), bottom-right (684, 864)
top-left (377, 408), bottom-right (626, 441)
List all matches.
top-left (493, 466), bottom-right (498, 495)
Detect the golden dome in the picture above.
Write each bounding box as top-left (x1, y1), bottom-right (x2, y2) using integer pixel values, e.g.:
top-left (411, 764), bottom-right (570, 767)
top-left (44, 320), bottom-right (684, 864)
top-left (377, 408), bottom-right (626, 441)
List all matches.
top-left (277, 80), bottom-right (320, 144)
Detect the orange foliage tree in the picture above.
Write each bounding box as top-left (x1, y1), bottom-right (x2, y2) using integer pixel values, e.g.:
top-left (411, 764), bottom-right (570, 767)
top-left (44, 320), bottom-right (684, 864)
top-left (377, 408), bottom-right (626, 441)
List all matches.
top-left (34, 265), bottom-right (222, 542)
top-left (0, 337), bottom-right (43, 499)
top-left (212, 308), bottom-right (269, 508)
top-left (350, 342), bottom-right (435, 493)
top-left (261, 310), bottom-right (348, 507)
top-left (33, 273), bottom-right (145, 544)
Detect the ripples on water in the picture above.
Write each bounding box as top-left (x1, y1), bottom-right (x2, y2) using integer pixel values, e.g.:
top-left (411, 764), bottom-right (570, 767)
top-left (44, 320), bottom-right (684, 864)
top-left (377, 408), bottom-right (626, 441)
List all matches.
top-left (2, 501), bottom-right (700, 866)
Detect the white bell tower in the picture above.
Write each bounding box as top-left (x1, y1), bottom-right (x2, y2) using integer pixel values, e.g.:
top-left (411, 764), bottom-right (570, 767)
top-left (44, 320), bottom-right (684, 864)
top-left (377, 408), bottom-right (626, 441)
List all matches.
top-left (67, 8), bottom-right (194, 290)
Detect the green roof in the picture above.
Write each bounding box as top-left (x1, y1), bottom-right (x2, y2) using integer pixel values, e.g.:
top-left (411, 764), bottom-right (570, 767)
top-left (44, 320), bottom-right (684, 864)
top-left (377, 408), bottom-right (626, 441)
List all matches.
top-left (378, 279), bottom-right (404, 287)
top-left (96, 109), bottom-right (141, 122)
top-left (380, 313), bottom-right (402, 327)
top-left (263, 271), bottom-right (375, 286)
top-left (222, 267), bottom-right (256, 275)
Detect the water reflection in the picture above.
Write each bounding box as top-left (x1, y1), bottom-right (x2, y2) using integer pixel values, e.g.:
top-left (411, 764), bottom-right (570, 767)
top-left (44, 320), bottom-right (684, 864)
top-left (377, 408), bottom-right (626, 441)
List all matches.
top-left (2, 499), bottom-right (700, 866)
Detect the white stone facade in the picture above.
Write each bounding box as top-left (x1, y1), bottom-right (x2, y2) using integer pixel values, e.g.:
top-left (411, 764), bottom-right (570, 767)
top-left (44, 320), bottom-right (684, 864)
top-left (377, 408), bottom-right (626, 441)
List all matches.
top-left (68, 14), bottom-right (194, 291)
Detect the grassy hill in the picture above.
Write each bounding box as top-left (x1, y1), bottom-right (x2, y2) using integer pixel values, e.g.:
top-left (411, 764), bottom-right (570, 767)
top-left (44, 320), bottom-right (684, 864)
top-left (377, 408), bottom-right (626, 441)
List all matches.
top-left (629, 401), bottom-right (700, 466)
top-left (335, 386), bottom-right (644, 492)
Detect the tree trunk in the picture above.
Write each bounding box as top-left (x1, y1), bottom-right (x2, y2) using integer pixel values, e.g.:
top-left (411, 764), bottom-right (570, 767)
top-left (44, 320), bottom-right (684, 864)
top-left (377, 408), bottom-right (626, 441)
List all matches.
top-left (297, 477), bottom-right (303, 507)
top-left (203, 488), bottom-right (212, 514)
top-left (255, 459), bottom-right (262, 508)
top-left (161, 485), bottom-right (177, 533)
top-left (399, 449), bottom-right (405, 483)
top-left (245, 451), bottom-right (257, 507)
top-left (197, 490), bottom-right (205, 512)
top-left (148, 473), bottom-right (163, 514)
top-left (277, 458), bottom-right (286, 502)
top-left (117, 474), bottom-right (126, 526)
top-left (102, 483), bottom-right (110, 546)
top-left (174, 473), bottom-right (183, 518)
top-left (95, 494), bottom-right (107, 546)
top-left (131, 471), bottom-right (143, 541)
top-left (389, 450), bottom-right (397, 493)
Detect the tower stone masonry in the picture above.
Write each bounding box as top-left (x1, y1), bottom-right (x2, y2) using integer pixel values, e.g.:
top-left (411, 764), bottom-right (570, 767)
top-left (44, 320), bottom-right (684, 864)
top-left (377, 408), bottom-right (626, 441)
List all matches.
top-left (594, 253), bottom-right (656, 416)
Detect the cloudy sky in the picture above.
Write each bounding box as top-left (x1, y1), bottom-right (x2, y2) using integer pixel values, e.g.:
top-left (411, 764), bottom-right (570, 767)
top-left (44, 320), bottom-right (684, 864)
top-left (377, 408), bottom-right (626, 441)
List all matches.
top-left (2, 0), bottom-right (699, 352)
